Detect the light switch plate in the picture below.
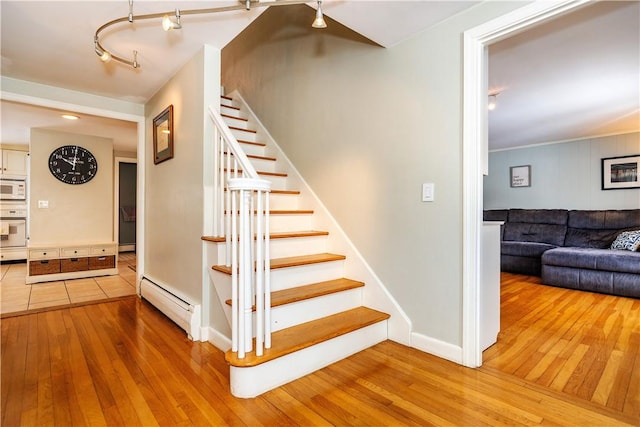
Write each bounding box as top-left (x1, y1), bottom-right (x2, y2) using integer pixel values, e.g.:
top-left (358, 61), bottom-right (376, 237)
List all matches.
top-left (422, 183), bottom-right (434, 202)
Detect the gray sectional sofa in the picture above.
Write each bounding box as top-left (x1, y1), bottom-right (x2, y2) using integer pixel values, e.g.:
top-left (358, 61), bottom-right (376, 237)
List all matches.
top-left (483, 208), bottom-right (640, 298)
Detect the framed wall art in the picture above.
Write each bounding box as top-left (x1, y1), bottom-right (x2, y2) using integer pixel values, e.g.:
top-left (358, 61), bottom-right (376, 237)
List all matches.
top-left (510, 165), bottom-right (531, 188)
top-left (602, 154), bottom-right (640, 190)
top-left (153, 105), bottom-right (174, 164)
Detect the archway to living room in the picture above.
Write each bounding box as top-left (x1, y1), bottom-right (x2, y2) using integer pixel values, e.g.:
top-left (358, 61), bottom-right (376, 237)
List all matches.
top-left (464, 1), bottom-right (640, 417)
top-left (461, 0), bottom-right (590, 367)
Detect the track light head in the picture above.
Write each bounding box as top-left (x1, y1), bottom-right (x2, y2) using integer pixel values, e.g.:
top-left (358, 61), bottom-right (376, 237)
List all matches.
top-left (312, 1), bottom-right (327, 29)
top-left (94, 39), bottom-right (112, 63)
top-left (162, 9), bottom-right (182, 31)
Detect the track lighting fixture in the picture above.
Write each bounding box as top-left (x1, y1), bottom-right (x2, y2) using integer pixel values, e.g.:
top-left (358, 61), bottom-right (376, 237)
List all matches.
top-left (312, 1), bottom-right (327, 29)
top-left (94, 0), bottom-right (328, 70)
top-left (162, 9), bottom-right (182, 31)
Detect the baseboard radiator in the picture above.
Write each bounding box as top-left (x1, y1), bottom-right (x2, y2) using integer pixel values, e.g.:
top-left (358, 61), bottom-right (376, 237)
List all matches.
top-left (140, 277), bottom-right (202, 341)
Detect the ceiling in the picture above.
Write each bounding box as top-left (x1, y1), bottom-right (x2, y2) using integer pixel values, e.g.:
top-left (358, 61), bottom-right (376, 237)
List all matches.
top-left (1, 1), bottom-right (638, 153)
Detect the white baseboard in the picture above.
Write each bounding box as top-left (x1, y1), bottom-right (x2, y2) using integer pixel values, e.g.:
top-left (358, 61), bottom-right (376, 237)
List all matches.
top-left (207, 327), bottom-right (232, 352)
top-left (410, 332), bottom-right (463, 364)
top-left (119, 244), bottom-right (136, 252)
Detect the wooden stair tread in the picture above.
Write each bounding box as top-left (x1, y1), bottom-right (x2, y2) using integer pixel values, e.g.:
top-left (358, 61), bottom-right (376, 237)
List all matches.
top-left (213, 253), bottom-right (345, 274)
top-left (221, 113), bottom-right (248, 122)
top-left (223, 209), bottom-right (313, 215)
top-left (224, 168), bottom-right (287, 177)
top-left (225, 307), bottom-right (389, 367)
top-left (223, 188), bottom-right (300, 195)
top-left (224, 278), bottom-right (364, 308)
top-left (225, 152), bottom-right (277, 162)
top-left (202, 230), bottom-right (328, 243)
top-left (230, 126), bottom-right (256, 134)
top-left (237, 139), bottom-right (265, 147)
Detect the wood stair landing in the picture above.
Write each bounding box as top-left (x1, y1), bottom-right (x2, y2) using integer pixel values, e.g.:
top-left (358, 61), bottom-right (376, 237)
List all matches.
top-left (212, 253), bottom-right (346, 275)
top-left (226, 307), bottom-right (389, 367)
top-left (224, 278), bottom-right (364, 308)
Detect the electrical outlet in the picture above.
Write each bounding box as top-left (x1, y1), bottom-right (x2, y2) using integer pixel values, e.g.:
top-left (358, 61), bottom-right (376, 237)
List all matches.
top-left (38, 200), bottom-right (49, 208)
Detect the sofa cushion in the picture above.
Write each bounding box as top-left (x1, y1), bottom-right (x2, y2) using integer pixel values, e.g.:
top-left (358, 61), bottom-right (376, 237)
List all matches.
top-left (508, 209), bottom-right (568, 225)
top-left (566, 210), bottom-right (640, 248)
top-left (610, 230), bottom-right (640, 251)
top-left (542, 247), bottom-right (640, 274)
top-left (483, 210), bottom-right (509, 222)
top-left (564, 228), bottom-right (622, 249)
top-left (503, 223), bottom-right (567, 246)
top-left (501, 241), bottom-right (557, 258)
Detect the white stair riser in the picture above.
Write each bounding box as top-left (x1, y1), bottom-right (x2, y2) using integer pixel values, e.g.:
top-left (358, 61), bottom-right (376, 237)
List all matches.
top-left (268, 214), bottom-right (314, 232)
top-left (223, 156), bottom-right (276, 173)
top-left (269, 235), bottom-right (328, 258)
top-left (221, 192), bottom-right (298, 210)
top-left (223, 116), bottom-right (251, 130)
top-left (221, 105), bottom-right (244, 118)
top-left (231, 128), bottom-right (258, 143)
top-left (220, 97), bottom-right (235, 108)
top-left (269, 288), bottom-right (362, 333)
top-left (269, 260), bottom-right (345, 292)
top-left (237, 142), bottom-right (265, 157)
top-left (229, 320), bottom-right (388, 398)
top-left (210, 234), bottom-right (327, 261)
top-left (268, 193), bottom-right (299, 210)
top-left (221, 213), bottom-right (313, 233)
top-left (259, 175), bottom-right (287, 189)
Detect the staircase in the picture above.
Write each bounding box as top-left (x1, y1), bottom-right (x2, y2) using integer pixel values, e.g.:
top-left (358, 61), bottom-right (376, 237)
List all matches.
top-left (203, 94), bottom-right (392, 398)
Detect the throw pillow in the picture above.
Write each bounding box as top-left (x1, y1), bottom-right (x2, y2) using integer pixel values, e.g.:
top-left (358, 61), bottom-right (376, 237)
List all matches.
top-left (610, 230), bottom-right (640, 251)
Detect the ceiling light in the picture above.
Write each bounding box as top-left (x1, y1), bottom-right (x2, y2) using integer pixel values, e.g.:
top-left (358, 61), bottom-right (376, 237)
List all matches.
top-left (94, 0), bottom-right (328, 69)
top-left (62, 114), bottom-right (79, 120)
top-left (488, 93), bottom-right (499, 111)
top-left (312, 1), bottom-right (327, 29)
top-left (162, 9), bottom-right (181, 31)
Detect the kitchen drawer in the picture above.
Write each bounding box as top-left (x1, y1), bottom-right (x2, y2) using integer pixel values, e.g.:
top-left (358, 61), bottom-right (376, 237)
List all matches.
top-left (29, 259), bottom-right (61, 276)
top-left (61, 257), bottom-right (89, 273)
top-left (61, 247), bottom-right (90, 258)
top-left (29, 248), bottom-right (60, 260)
top-left (88, 255), bottom-right (115, 270)
top-left (90, 245), bottom-right (116, 256)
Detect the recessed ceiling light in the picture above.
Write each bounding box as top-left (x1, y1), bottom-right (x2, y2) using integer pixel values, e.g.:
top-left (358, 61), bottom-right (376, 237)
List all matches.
top-left (61, 114), bottom-right (79, 120)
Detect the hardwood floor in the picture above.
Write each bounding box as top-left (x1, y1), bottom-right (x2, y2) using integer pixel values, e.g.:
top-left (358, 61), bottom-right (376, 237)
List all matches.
top-left (1, 274), bottom-right (638, 426)
top-left (483, 272), bottom-right (640, 419)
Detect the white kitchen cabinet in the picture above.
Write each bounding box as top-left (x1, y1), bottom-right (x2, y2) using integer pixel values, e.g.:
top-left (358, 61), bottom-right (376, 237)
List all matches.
top-left (1, 149), bottom-right (29, 176)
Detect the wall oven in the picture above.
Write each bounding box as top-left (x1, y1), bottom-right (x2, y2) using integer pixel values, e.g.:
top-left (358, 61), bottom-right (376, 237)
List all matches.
top-left (1, 205), bottom-right (27, 249)
top-left (0, 178), bottom-right (27, 201)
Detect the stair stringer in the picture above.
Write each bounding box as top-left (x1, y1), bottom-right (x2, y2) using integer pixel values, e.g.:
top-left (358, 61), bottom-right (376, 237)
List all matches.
top-left (227, 90), bottom-right (412, 345)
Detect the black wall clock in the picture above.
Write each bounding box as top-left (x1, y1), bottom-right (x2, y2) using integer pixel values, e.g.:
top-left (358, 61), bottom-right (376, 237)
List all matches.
top-left (48, 145), bottom-right (98, 185)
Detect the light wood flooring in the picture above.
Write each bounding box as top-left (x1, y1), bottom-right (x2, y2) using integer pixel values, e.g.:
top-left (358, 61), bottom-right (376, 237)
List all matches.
top-left (1, 271), bottom-right (638, 426)
top-left (0, 253), bottom-right (136, 317)
top-left (484, 272), bottom-right (640, 419)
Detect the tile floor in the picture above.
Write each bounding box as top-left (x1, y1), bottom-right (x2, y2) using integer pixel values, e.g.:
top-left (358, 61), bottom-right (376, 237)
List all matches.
top-left (1, 252), bottom-right (137, 316)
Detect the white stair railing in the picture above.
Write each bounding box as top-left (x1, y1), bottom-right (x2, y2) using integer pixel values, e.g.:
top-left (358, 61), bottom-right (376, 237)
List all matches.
top-left (209, 105), bottom-right (272, 358)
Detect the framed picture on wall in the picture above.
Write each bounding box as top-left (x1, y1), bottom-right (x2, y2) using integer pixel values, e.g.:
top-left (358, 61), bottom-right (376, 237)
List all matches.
top-left (153, 105), bottom-right (174, 164)
top-left (602, 154), bottom-right (640, 190)
top-left (510, 165), bottom-right (531, 188)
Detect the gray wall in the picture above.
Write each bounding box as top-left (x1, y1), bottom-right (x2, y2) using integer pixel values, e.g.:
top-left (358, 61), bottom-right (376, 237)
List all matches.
top-left (222, 3), bottom-right (524, 346)
top-left (144, 48), bottom-right (207, 303)
top-left (484, 132), bottom-right (640, 210)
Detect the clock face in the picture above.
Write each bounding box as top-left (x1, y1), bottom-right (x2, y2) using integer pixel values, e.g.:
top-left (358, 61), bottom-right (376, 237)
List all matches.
top-left (48, 145), bottom-right (98, 185)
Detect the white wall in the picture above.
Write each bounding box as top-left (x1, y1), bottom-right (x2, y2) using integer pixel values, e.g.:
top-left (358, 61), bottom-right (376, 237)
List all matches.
top-left (484, 132), bottom-right (640, 210)
top-left (30, 129), bottom-right (113, 245)
top-left (221, 3), bottom-right (524, 346)
top-left (144, 46), bottom-right (220, 306)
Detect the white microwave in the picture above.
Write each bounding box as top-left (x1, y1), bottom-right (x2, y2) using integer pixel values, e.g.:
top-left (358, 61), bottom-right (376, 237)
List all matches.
top-left (0, 178), bottom-right (27, 201)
